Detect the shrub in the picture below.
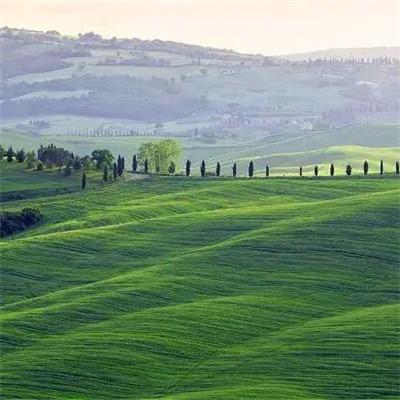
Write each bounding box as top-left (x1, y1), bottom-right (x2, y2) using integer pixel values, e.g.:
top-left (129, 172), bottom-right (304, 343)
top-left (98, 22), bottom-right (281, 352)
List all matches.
top-left (168, 161), bottom-right (176, 174)
top-left (64, 162), bottom-right (72, 176)
top-left (6, 146), bottom-right (14, 162)
top-left (0, 208), bottom-right (42, 237)
top-left (36, 161), bottom-right (44, 171)
top-left (15, 149), bottom-right (26, 163)
top-left (25, 151), bottom-right (36, 169)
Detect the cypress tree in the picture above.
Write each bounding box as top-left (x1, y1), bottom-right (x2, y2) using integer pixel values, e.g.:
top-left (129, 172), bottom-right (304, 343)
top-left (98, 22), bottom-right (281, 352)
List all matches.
top-left (6, 146), bottom-right (14, 162)
top-left (185, 159), bottom-right (191, 176)
top-left (248, 161), bottom-right (254, 178)
top-left (117, 155), bottom-right (123, 176)
top-left (122, 157), bottom-right (125, 172)
top-left (200, 160), bottom-right (206, 177)
top-left (216, 162), bottom-right (221, 177)
top-left (380, 159), bottom-right (384, 175)
top-left (232, 162), bottom-right (237, 178)
top-left (363, 160), bottom-right (369, 175)
top-left (330, 163), bottom-right (334, 177)
top-left (396, 161), bottom-right (399, 175)
top-left (299, 166), bottom-right (303, 176)
top-left (81, 172), bottom-right (86, 190)
top-left (103, 165), bottom-right (108, 182)
top-left (113, 162), bottom-right (117, 180)
top-left (132, 154), bottom-right (137, 172)
top-left (265, 165), bottom-right (270, 177)
top-left (346, 164), bottom-right (352, 176)
top-left (314, 165), bottom-right (318, 177)
top-left (144, 159), bottom-right (149, 173)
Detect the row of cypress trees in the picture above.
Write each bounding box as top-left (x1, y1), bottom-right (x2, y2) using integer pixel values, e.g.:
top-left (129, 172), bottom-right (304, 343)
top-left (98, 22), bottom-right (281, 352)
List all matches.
top-left (182, 159), bottom-right (400, 177)
top-left (82, 157), bottom-right (399, 190)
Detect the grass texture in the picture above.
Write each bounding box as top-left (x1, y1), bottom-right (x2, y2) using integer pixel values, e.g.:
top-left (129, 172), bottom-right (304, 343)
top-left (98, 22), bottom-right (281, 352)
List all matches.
top-left (0, 164), bottom-right (399, 399)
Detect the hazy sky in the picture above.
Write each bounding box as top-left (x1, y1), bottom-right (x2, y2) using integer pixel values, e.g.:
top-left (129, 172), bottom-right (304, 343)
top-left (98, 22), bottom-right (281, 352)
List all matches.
top-left (1, 0), bottom-right (399, 55)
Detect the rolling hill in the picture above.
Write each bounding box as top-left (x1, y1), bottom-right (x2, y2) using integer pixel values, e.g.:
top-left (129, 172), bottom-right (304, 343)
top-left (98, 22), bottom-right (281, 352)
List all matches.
top-left (1, 27), bottom-right (400, 163)
top-left (0, 163), bottom-right (399, 398)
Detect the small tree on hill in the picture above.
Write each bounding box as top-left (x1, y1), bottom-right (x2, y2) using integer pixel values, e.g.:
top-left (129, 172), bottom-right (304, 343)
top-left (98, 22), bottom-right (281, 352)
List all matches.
top-left (91, 149), bottom-right (113, 169)
top-left (200, 160), bottom-right (206, 177)
top-left (144, 159), bottom-right (149, 173)
top-left (330, 163), bottom-right (334, 177)
top-left (314, 165), bottom-right (319, 177)
top-left (232, 162), bottom-right (237, 178)
top-left (185, 159), bottom-right (191, 176)
top-left (168, 161), bottom-right (176, 174)
top-left (380, 159), bottom-right (384, 175)
top-left (346, 164), bottom-right (352, 176)
top-left (113, 162), bottom-right (117, 180)
top-left (248, 161), bottom-right (254, 178)
top-left (132, 154), bottom-right (138, 172)
top-left (363, 160), bottom-right (369, 175)
top-left (6, 146), bottom-right (14, 162)
top-left (16, 149), bottom-right (26, 163)
top-left (299, 166), bottom-right (303, 176)
top-left (396, 161), bottom-right (399, 175)
top-left (72, 156), bottom-right (82, 171)
top-left (265, 165), bottom-right (270, 177)
top-left (64, 161), bottom-right (72, 176)
top-left (81, 172), bottom-right (86, 190)
top-left (103, 165), bottom-right (108, 182)
top-left (216, 162), bottom-right (221, 177)
top-left (25, 151), bottom-right (36, 169)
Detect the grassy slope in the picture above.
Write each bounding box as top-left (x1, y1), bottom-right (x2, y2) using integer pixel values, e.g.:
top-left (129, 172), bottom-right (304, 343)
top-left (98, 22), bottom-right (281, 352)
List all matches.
top-left (0, 165), bottom-right (399, 399)
top-left (0, 162), bottom-right (82, 193)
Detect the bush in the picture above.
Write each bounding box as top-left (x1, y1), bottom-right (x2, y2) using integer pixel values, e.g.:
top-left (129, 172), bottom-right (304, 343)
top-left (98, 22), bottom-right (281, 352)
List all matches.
top-left (0, 208), bottom-right (42, 237)
top-left (15, 149), bottom-right (26, 163)
top-left (36, 161), bottom-right (44, 171)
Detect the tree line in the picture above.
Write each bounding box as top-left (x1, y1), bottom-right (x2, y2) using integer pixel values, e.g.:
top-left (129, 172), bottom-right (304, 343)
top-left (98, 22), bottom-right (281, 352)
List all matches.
top-left (166, 159), bottom-right (400, 178)
top-left (2, 141), bottom-right (399, 193)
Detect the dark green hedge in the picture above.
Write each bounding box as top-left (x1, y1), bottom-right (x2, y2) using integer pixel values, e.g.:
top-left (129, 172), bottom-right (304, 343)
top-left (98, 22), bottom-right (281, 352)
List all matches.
top-left (0, 208), bottom-right (42, 237)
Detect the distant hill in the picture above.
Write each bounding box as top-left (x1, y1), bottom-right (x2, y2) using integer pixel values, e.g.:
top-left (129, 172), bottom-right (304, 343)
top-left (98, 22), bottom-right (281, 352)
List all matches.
top-left (279, 47), bottom-right (400, 61)
top-left (1, 27), bottom-right (399, 156)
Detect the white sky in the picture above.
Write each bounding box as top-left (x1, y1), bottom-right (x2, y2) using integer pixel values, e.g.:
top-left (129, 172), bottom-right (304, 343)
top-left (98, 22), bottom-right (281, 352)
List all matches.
top-left (1, 0), bottom-right (399, 55)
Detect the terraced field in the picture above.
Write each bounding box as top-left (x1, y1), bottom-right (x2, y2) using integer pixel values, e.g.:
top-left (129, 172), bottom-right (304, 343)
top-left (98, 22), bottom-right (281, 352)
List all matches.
top-left (0, 165), bottom-right (399, 399)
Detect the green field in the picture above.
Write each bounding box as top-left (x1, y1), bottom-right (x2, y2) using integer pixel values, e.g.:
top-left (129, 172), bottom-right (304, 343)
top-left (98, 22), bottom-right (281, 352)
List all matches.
top-left (1, 121), bottom-right (399, 176)
top-left (0, 163), bottom-right (399, 399)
